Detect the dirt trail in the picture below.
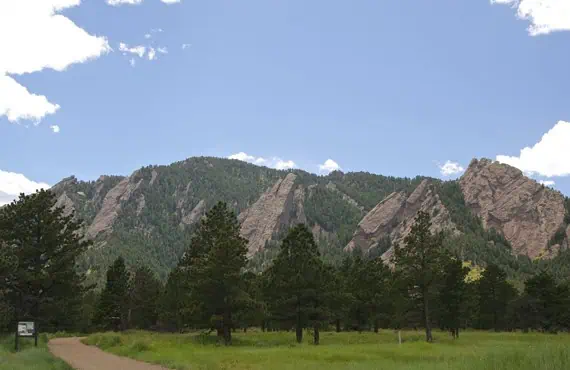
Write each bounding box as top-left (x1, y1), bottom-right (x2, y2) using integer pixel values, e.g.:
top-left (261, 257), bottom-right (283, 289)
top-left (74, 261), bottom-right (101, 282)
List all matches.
top-left (48, 337), bottom-right (169, 370)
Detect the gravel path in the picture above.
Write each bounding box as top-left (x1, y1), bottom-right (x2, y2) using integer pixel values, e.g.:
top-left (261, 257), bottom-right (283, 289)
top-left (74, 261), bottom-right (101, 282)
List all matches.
top-left (48, 337), bottom-right (169, 370)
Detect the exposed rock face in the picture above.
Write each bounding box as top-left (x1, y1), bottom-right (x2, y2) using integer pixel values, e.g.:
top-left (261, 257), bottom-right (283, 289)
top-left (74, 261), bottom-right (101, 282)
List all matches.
top-left (345, 179), bottom-right (453, 261)
top-left (150, 170), bottom-right (158, 186)
top-left (460, 159), bottom-right (566, 258)
top-left (87, 177), bottom-right (142, 238)
top-left (239, 173), bottom-right (302, 256)
top-left (54, 192), bottom-right (75, 217)
top-left (136, 195), bottom-right (146, 216)
top-left (180, 199), bottom-right (207, 227)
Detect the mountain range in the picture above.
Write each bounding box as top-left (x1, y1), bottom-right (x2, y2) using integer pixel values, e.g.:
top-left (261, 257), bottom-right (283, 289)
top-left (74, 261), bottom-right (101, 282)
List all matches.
top-left (50, 157), bottom-right (570, 284)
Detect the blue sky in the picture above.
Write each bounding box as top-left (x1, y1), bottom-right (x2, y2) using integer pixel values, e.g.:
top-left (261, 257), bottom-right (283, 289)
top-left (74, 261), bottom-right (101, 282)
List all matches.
top-left (2, 0), bottom-right (570, 204)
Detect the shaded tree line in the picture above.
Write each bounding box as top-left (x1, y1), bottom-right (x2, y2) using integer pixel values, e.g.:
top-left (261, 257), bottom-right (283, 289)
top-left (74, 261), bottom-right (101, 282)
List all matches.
top-left (4, 191), bottom-right (570, 346)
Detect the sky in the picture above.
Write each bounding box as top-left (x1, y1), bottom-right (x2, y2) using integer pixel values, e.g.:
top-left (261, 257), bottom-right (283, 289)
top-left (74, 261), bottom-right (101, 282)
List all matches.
top-left (2, 0), bottom-right (570, 205)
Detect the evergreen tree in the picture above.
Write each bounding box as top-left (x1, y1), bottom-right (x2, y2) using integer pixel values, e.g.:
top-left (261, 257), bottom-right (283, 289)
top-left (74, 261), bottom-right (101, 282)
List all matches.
top-left (186, 201), bottom-right (248, 345)
top-left (393, 211), bottom-right (446, 343)
top-left (265, 224), bottom-right (329, 344)
top-left (0, 190), bottom-right (91, 331)
top-left (477, 264), bottom-right (517, 331)
top-left (439, 258), bottom-right (469, 338)
top-left (130, 266), bottom-right (162, 330)
top-left (0, 245), bottom-right (17, 330)
top-left (94, 256), bottom-right (131, 331)
top-left (159, 266), bottom-right (191, 332)
top-left (523, 271), bottom-right (563, 333)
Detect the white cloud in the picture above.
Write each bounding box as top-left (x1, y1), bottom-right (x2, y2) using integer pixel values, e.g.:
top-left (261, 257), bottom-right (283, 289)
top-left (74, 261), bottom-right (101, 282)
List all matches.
top-left (0, 170), bottom-right (50, 206)
top-left (119, 43), bottom-right (146, 58)
top-left (107, 0), bottom-right (143, 5)
top-left (319, 159), bottom-right (342, 174)
top-left (539, 180), bottom-right (555, 187)
top-left (182, 43), bottom-right (192, 50)
top-left (275, 160), bottom-right (296, 170)
top-left (439, 160), bottom-right (465, 177)
top-left (491, 0), bottom-right (570, 36)
top-left (50, 125), bottom-right (60, 133)
top-left (157, 47), bottom-right (168, 54)
top-left (0, 0), bottom-right (110, 123)
top-left (144, 33), bottom-right (151, 39)
top-left (228, 152), bottom-right (297, 170)
top-left (496, 121), bottom-right (570, 177)
top-left (148, 48), bottom-right (156, 61)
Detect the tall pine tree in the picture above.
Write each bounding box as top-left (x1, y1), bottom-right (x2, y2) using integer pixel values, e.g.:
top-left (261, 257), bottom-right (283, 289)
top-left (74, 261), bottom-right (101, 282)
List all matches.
top-left (265, 224), bottom-right (329, 344)
top-left (0, 190), bottom-right (91, 331)
top-left (130, 266), bottom-right (162, 330)
top-left (393, 211), bottom-right (446, 343)
top-left (94, 256), bottom-right (131, 331)
top-left (186, 201), bottom-right (248, 345)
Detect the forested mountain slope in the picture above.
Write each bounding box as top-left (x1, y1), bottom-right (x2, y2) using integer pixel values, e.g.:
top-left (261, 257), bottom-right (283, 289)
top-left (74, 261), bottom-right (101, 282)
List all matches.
top-left (50, 156), bottom-right (570, 284)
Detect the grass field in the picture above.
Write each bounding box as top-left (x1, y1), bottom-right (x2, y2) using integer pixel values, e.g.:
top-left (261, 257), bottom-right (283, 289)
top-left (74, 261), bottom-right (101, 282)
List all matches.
top-left (84, 329), bottom-right (570, 370)
top-left (0, 334), bottom-right (72, 370)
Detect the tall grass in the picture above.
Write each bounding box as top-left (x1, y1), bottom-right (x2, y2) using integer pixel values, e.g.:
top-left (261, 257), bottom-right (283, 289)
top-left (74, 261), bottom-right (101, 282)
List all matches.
top-left (0, 334), bottom-right (72, 370)
top-left (83, 329), bottom-right (570, 370)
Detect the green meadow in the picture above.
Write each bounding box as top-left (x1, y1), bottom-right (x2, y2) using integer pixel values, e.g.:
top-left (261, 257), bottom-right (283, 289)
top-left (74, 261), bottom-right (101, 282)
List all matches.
top-left (0, 334), bottom-right (72, 370)
top-left (84, 329), bottom-right (570, 370)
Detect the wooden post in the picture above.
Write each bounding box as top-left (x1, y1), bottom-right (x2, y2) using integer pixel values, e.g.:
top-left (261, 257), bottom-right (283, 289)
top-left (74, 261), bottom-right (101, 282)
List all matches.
top-left (15, 324), bottom-right (19, 352)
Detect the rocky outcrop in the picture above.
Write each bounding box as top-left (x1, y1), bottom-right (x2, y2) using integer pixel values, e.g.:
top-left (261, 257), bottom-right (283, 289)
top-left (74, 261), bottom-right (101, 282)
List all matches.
top-left (87, 177), bottom-right (142, 238)
top-left (239, 173), bottom-right (302, 256)
top-left (460, 159), bottom-right (566, 259)
top-left (150, 170), bottom-right (158, 186)
top-left (54, 192), bottom-right (75, 217)
top-left (180, 200), bottom-right (207, 227)
top-left (345, 179), bottom-right (453, 261)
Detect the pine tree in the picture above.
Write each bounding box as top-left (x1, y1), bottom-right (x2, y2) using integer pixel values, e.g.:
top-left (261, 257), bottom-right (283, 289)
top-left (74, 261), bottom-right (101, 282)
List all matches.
top-left (393, 211), bottom-right (446, 343)
top-left (0, 245), bottom-right (17, 329)
top-left (265, 224), bottom-right (329, 344)
top-left (130, 266), bottom-right (162, 330)
top-left (439, 258), bottom-right (469, 338)
top-left (94, 256), bottom-right (131, 331)
top-left (186, 201), bottom-right (248, 345)
top-left (477, 264), bottom-right (517, 331)
top-left (0, 190), bottom-right (91, 331)
top-left (159, 266), bottom-right (191, 332)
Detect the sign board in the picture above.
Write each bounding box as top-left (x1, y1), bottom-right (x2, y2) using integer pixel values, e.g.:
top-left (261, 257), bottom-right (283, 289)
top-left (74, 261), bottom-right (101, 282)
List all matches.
top-left (17, 321), bottom-right (35, 337)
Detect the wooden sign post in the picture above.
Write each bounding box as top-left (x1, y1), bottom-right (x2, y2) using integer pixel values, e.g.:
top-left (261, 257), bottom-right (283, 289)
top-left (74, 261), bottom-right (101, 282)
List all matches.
top-left (15, 321), bottom-right (37, 351)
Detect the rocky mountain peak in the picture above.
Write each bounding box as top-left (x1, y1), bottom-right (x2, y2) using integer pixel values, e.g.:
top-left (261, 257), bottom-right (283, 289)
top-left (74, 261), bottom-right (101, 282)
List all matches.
top-left (238, 173), bottom-right (305, 257)
top-left (460, 158), bottom-right (566, 258)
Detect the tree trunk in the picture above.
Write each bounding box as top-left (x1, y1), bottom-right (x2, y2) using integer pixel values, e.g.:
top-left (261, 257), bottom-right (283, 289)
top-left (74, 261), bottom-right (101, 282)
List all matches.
top-left (261, 321), bottom-right (266, 332)
top-left (335, 319), bottom-right (341, 333)
top-left (243, 327), bottom-right (247, 333)
top-left (423, 292), bottom-right (433, 343)
top-left (223, 311), bottom-right (232, 345)
top-left (455, 328), bottom-right (459, 339)
top-left (296, 326), bottom-right (303, 343)
top-left (313, 326), bottom-right (320, 345)
top-left (374, 319), bottom-right (379, 333)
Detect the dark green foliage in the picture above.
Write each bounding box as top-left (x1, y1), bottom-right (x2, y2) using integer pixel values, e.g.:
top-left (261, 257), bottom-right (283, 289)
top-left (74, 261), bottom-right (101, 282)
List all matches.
top-left (158, 266), bottom-right (190, 331)
top-left (394, 211), bottom-right (447, 342)
top-left (264, 224), bottom-right (330, 344)
top-left (130, 266), bottom-right (162, 330)
top-left (341, 255), bottom-right (391, 333)
top-left (549, 226), bottom-right (567, 247)
top-left (332, 172), bottom-right (424, 211)
top-left (0, 245), bottom-right (17, 330)
top-left (182, 201), bottom-right (249, 345)
top-left (438, 258), bottom-right (469, 338)
top-left (303, 185), bottom-right (363, 247)
top-left (476, 265), bottom-right (518, 331)
top-left (0, 190), bottom-right (91, 332)
top-left (93, 257), bottom-right (130, 331)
